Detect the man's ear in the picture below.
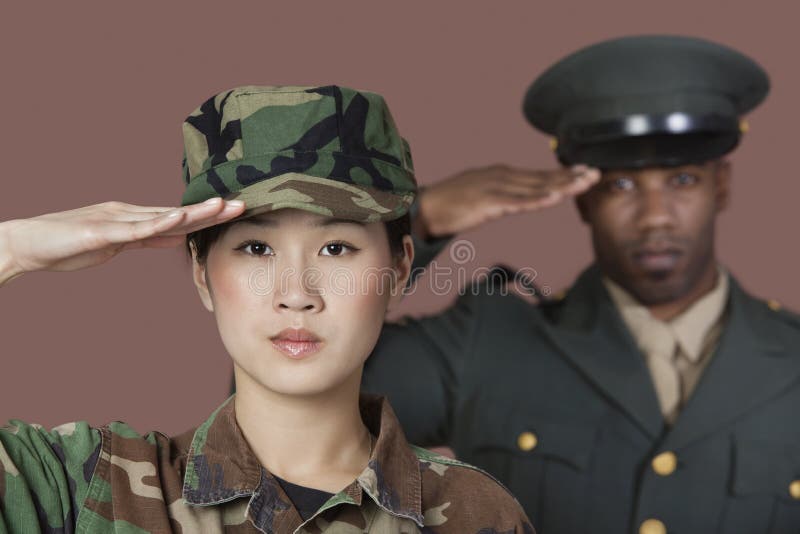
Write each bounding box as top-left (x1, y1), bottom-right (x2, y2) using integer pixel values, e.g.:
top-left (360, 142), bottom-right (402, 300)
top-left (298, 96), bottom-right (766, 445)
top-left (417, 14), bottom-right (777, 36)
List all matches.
top-left (190, 244), bottom-right (214, 313)
top-left (387, 234), bottom-right (414, 312)
top-left (714, 159), bottom-right (732, 212)
top-left (575, 194), bottom-right (591, 224)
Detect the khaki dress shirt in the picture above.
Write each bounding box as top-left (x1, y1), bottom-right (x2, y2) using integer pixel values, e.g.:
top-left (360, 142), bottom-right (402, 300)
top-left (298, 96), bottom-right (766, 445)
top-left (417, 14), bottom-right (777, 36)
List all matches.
top-left (603, 268), bottom-right (730, 423)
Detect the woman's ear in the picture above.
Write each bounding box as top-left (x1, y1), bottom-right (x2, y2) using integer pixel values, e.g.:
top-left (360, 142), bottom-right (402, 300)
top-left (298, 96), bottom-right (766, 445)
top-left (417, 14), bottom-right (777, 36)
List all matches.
top-left (190, 244), bottom-right (215, 313)
top-left (387, 234), bottom-right (414, 311)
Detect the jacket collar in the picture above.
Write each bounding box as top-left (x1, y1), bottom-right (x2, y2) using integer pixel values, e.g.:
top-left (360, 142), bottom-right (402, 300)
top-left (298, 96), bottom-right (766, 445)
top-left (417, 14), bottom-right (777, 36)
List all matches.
top-left (602, 266), bottom-right (729, 363)
top-left (661, 274), bottom-right (799, 450)
top-left (544, 265), bottom-right (800, 447)
top-left (182, 394), bottom-right (424, 531)
top-left (540, 264), bottom-right (666, 438)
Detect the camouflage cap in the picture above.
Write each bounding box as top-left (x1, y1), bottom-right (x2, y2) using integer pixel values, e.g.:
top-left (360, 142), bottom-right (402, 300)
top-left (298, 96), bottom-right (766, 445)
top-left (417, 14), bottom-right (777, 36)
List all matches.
top-left (180, 85), bottom-right (417, 222)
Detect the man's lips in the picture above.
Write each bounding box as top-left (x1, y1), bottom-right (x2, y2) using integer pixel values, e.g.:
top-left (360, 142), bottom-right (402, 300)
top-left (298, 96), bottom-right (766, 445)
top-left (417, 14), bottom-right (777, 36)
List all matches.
top-left (632, 247), bottom-right (683, 271)
top-left (270, 328), bottom-right (323, 359)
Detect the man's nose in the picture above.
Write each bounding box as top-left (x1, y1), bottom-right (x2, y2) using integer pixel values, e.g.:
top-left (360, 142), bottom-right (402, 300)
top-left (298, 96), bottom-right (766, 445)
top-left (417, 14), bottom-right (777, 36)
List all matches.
top-left (636, 187), bottom-right (675, 231)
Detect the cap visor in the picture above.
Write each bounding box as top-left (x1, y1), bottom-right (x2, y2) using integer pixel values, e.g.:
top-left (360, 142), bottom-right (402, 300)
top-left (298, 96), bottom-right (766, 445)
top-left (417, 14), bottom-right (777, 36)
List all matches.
top-left (226, 173), bottom-right (414, 222)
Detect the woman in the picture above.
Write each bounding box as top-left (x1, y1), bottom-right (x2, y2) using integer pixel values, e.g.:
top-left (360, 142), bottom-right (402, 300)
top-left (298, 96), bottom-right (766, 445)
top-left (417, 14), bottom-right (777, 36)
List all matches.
top-left (0, 85), bottom-right (533, 533)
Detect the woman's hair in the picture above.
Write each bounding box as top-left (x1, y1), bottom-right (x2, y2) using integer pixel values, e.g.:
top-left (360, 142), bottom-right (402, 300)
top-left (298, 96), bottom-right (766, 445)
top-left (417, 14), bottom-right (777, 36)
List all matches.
top-left (187, 212), bottom-right (411, 265)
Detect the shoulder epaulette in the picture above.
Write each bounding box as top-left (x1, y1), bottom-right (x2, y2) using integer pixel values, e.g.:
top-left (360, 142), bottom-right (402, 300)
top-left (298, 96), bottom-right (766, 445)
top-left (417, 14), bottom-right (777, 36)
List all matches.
top-left (468, 264), bottom-right (550, 302)
top-left (410, 444), bottom-right (502, 482)
top-left (763, 298), bottom-right (800, 328)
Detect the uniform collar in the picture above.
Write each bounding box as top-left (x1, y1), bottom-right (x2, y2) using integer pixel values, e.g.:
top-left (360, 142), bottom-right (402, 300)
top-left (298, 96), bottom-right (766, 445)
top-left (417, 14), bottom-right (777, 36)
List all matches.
top-left (182, 393), bottom-right (424, 530)
top-left (602, 266), bottom-right (730, 362)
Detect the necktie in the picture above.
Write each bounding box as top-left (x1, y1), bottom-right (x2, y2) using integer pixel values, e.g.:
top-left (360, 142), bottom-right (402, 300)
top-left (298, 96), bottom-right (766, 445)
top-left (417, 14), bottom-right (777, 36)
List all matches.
top-left (639, 322), bottom-right (681, 423)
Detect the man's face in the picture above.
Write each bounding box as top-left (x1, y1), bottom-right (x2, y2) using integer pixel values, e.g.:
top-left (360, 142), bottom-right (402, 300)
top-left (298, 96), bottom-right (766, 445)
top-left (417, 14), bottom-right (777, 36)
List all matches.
top-left (577, 160), bottom-right (731, 305)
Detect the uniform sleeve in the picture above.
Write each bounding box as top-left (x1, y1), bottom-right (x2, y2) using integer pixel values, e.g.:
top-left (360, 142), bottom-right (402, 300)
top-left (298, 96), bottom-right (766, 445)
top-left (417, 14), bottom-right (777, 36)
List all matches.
top-left (0, 419), bottom-right (102, 533)
top-left (407, 233), bottom-right (452, 285)
top-left (362, 287), bottom-right (481, 447)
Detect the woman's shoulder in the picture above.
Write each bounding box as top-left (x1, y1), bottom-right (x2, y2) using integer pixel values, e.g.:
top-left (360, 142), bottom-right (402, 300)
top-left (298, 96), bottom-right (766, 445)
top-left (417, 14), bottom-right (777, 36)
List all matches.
top-left (1, 417), bottom-right (208, 532)
top-left (1, 417), bottom-right (196, 484)
top-left (92, 420), bottom-right (197, 493)
top-left (410, 445), bottom-right (534, 532)
top-left (1, 419), bottom-right (102, 471)
top-left (101, 420), bottom-right (195, 454)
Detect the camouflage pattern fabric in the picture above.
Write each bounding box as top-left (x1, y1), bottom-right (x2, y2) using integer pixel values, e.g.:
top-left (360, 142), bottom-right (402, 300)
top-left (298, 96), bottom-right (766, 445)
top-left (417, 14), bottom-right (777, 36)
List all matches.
top-left (180, 86), bottom-right (417, 223)
top-left (0, 395), bottom-right (534, 533)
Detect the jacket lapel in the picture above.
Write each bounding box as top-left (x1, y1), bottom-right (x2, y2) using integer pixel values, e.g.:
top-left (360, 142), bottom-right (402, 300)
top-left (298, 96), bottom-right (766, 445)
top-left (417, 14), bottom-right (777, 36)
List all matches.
top-left (537, 265), bottom-right (665, 439)
top-left (661, 278), bottom-right (800, 451)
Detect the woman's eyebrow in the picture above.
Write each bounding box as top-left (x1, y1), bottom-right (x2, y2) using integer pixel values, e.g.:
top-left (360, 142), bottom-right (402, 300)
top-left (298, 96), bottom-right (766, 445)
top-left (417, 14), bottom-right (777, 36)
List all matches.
top-left (313, 219), bottom-right (366, 228)
top-left (233, 217), bottom-right (365, 229)
top-left (237, 218), bottom-right (278, 228)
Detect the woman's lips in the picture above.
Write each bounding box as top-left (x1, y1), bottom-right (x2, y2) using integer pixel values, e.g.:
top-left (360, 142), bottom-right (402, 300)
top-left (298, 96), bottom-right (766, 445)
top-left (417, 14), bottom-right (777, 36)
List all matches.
top-left (271, 339), bottom-right (322, 358)
top-left (270, 328), bottom-right (322, 359)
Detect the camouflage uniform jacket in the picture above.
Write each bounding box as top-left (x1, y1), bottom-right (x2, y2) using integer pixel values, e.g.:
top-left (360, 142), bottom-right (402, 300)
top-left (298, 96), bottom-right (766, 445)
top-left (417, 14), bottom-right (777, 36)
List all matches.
top-left (0, 394), bottom-right (534, 533)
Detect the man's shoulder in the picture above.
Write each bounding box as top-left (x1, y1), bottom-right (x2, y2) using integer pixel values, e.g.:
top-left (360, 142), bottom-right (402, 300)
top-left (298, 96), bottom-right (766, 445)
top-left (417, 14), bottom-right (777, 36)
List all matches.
top-left (755, 297), bottom-right (800, 342)
top-left (762, 299), bottom-right (800, 327)
top-left (459, 264), bottom-right (564, 312)
top-left (411, 445), bottom-right (534, 531)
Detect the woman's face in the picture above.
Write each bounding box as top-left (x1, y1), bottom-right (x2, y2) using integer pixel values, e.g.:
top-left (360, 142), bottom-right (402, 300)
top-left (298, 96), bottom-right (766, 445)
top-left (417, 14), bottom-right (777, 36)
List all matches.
top-left (192, 208), bottom-right (412, 398)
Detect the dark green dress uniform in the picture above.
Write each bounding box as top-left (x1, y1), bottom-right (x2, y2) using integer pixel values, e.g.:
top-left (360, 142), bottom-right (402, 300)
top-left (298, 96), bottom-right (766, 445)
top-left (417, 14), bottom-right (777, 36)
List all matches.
top-left (365, 264), bottom-right (800, 533)
top-left (363, 36), bottom-right (800, 533)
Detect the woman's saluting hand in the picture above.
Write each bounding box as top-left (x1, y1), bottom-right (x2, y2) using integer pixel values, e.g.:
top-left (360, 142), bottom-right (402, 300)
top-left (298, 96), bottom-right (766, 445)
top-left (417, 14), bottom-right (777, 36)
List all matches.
top-left (0, 198), bottom-right (245, 285)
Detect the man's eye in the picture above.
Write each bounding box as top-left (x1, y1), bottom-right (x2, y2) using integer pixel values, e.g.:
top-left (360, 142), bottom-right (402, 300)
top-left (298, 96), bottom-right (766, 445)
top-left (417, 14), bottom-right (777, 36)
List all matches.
top-left (608, 177), bottom-right (635, 192)
top-left (320, 242), bottom-right (357, 257)
top-left (672, 173), bottom-right (698, 186)
top-left (237, 241), bottom-right (273, 256)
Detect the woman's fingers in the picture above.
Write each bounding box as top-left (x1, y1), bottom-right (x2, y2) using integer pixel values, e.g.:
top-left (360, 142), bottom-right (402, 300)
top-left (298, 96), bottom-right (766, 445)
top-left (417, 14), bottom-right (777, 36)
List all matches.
top-left (3, 198), bottom-right (246, 277)
top-left (153, 200), bottom-right (246, 237)
top-left (119, 234), bottom-right (187, 252)
top-left (111, 203), bottom-right (177, 213)
top-left (107, 199), bottom-right (246, 241)
top-left (97, 210), bottom-right (186, 245)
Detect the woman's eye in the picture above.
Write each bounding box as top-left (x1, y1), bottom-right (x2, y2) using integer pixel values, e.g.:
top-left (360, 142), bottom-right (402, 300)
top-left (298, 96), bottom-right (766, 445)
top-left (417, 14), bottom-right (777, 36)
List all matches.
top-left (672, 173), bottom-right (698, 187)
top-left (238, 241), bottom-right (273, 256)
top-left (320, 242), bottom-right (356, 257)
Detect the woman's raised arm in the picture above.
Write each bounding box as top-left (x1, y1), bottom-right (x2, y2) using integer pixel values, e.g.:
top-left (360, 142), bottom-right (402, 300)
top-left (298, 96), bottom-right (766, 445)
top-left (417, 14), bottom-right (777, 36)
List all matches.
top-left (0, 197), bottom-right (244, 286)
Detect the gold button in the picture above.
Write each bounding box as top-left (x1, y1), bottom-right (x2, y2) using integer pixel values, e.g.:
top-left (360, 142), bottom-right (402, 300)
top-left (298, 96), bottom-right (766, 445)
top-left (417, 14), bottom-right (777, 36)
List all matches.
top-left (739, 119), bottom-right (750, 134)
top-left (789, 480), bottom-right (800, 500)
top-left (651, 451), bottom-right (678, 476)
top-left (767, 299), bottom-right (782, 311)
top-left (517, 431), bottom-right (538, 452)
top-left (639, 518), bottom-right (667, 534)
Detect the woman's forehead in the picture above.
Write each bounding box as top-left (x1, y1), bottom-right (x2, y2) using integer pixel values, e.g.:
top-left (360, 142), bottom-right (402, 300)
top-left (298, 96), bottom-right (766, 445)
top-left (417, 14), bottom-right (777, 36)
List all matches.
top-left (243, 210), bottom-right (365, 228)
top-left (222, 209), bottom-right (375, 236)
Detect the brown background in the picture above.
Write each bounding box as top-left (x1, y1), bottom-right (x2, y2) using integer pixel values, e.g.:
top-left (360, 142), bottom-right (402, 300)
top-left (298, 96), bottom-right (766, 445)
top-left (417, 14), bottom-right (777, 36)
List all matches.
top-left (1, 2), bottom-right (798, 434)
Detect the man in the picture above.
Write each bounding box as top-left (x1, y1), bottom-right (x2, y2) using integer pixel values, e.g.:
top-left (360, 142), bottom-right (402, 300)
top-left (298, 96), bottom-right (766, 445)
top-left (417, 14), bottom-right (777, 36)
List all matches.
top-left (363, 35), bottom-right (800, 534)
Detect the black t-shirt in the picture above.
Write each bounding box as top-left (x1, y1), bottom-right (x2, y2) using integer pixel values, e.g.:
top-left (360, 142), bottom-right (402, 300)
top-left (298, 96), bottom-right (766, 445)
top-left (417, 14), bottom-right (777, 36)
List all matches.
top-left (273, 475), bottom-right (335, 521)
